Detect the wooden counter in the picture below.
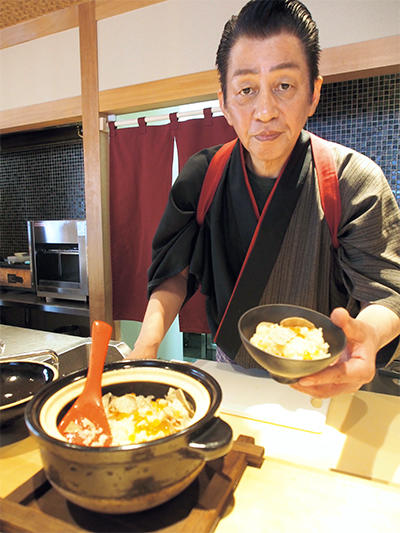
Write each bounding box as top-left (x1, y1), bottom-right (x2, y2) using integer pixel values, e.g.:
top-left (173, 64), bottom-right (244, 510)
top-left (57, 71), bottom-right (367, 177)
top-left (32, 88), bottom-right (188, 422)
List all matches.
top-left (1, 384), bottom-right (399, 532)
top-left (215, 454), bottom-right (400, 533)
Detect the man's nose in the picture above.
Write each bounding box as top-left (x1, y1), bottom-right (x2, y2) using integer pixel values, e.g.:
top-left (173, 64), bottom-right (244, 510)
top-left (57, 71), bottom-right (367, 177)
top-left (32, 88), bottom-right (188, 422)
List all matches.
top-left (253, 89), bottom-right (278, 122)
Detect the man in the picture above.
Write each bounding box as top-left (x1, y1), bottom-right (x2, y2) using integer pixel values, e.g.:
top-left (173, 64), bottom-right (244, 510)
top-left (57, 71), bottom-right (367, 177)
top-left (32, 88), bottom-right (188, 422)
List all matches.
top-left (129, 0), bottom-right (400, 399)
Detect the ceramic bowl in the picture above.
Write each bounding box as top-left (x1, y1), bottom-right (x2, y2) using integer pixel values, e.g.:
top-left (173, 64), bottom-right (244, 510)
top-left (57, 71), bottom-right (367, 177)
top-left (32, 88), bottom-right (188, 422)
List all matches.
top-left (238, 304), bottom-right (346, 383)
top-left (25, 360), bottom-right (233, 514)
top-left (0, 360), bottom-right (58, 427)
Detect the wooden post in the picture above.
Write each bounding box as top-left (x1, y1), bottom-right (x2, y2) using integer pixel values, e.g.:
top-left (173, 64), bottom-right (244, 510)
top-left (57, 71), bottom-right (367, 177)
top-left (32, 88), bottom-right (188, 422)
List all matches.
top-left (78, 1), bottom-right (113, 329)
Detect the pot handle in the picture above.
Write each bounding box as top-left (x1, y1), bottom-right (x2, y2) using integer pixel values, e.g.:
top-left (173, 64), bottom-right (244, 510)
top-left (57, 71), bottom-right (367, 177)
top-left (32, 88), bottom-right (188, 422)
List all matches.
top-left (187, 417), bottom-right (233, 461)
top-left (0, 349), bottom-right (59, 370)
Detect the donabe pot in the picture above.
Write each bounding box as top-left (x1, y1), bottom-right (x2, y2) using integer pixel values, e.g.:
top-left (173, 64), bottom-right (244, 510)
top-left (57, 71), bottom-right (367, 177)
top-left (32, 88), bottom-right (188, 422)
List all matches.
top-left (25, 360), bottom-right (233, 514)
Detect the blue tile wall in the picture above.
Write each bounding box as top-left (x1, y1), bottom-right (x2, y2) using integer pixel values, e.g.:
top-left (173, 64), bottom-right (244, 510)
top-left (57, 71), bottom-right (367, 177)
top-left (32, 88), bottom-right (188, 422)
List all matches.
top-left (0, 73), bottom-right (398, 259)
top-left (0, 142), bottom-right (85, 258)
top-left (307, 73), bottom-right (399, 204)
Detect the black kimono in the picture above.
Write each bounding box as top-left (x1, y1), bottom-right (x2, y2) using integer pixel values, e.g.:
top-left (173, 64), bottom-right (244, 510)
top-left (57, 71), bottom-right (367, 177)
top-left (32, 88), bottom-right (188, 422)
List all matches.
top-left (148, 131), bottom-right (400, 366)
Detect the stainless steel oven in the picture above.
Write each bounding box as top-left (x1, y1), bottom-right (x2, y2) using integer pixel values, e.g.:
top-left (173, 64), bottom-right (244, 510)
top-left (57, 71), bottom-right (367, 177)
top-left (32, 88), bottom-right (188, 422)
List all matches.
top-left (28, 220), bottom-right (88, 301)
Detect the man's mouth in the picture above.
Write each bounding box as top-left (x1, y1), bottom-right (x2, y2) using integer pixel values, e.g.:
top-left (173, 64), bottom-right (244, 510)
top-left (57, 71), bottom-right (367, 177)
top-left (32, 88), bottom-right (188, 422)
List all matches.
top-left (254, 130), bottom-right (282, 142)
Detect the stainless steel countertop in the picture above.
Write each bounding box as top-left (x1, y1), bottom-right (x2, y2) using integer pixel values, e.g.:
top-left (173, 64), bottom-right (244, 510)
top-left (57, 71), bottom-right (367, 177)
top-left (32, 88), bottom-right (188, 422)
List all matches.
top-left (0, 324), bottom-right (86, 357)
top-left (0, 324), bottom-right (132, 377)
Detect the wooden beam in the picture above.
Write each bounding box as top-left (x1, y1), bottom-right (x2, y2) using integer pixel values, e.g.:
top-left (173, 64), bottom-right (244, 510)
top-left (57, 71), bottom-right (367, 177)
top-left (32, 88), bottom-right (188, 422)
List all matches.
top-left (95, 0), bottom-right (166, 21)
top-left (99, 70), bottom-right (220, 115)
top-left (320, 35), bottom-right (400, 83)
top-left (0, 0), bottom-right (166, 49)
top-left (0, 5), bottom-right (79, 49)
top-left (0, 96), bottom-right (82, 133)
top-left (1, 36), bottom-right (398, 134)
top-left (78, 1), bottom-right (113, 327)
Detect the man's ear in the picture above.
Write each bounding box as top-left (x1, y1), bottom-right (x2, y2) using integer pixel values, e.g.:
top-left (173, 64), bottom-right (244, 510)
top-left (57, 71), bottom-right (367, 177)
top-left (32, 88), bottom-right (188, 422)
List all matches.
top-left (218, 89), bottom-right (233, 126)
top-left (308, 76), bottom-right (323, 117)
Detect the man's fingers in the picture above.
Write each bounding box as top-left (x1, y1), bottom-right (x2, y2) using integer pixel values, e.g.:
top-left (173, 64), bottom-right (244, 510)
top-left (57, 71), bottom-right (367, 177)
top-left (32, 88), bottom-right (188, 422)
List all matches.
top-left (292, 361), bottom-right (364, 398)
top-left (297, 357), bottom-right (373, 387)
top-left (330, 307), bottom-right (349, 328)
top-left (330, 307), bottom-right (365, 344)
top-left (290, 308), bottom-right (380, 398)
top-left (290, 381), bottom-right (355, 398)
top-left (297, 361), bottom-right (349, 386)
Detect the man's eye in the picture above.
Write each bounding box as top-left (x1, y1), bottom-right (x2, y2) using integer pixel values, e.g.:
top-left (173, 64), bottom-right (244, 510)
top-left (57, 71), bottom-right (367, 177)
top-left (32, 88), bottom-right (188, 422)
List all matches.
top-left (240, 87), bottom-right (253, 96)
top-left (278, 83), bottom-right (292, 91)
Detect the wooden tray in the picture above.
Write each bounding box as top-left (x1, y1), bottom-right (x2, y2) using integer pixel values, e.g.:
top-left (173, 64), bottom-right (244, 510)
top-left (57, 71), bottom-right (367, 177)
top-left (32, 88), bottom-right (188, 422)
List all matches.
top-left (0, 435), bottom-right (264, 533)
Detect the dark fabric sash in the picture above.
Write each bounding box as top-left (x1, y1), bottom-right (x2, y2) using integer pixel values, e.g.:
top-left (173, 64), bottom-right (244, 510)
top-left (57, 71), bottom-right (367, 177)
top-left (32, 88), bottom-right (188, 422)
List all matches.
top-left (214, 132), bottom-right (312, 359)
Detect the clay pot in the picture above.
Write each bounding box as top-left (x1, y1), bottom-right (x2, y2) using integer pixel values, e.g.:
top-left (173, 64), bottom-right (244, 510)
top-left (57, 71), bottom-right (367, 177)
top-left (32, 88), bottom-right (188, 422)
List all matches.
top-left (25, 360), bottom-right (232, 514)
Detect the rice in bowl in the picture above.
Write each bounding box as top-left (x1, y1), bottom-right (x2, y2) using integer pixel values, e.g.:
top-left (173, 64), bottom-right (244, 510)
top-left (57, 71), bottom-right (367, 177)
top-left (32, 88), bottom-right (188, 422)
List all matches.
top-left (250, 321), bottom-right (330, 360)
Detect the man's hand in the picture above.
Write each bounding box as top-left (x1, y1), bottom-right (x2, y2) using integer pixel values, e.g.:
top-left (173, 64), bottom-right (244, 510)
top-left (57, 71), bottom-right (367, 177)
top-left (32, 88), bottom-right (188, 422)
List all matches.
top-left (291, 307), bottom-right (378, 398)
top-left (127, 343), bottom-right (158, 360)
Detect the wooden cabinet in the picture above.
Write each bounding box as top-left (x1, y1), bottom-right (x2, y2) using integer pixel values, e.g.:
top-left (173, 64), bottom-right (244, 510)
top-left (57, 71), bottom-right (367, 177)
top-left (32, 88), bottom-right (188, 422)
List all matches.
top-left (0, 266), bottom-right (32, 290)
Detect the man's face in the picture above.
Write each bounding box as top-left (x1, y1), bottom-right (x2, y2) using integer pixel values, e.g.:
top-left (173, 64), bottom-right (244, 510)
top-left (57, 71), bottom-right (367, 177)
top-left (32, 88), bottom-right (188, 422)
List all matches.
top-left (219, 32), bottom-right (322, 177)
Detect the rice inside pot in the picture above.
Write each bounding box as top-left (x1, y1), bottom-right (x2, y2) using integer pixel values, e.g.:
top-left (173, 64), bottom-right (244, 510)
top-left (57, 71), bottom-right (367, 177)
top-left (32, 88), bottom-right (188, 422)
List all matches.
top-left (101, 387), bottom-right (194, 446)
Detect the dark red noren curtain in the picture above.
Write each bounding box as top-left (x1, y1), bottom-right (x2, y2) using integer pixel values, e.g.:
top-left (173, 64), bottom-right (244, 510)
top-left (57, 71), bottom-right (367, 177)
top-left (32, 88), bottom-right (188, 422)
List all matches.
top-left (175, 109), bottom-right (236, 333)
top-left (109, 120), bottom-right (174, 321)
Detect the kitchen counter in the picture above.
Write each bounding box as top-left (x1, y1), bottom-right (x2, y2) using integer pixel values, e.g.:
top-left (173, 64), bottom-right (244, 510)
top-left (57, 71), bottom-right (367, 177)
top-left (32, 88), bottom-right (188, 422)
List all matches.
top-left (214, 444), bottom-right (400, 533)
top-left (0, 324), bottom-right (87, 357)
top-left (0, 290), bottom-right (89, 317)
top-left (0, 351), bottom-right (399, 532)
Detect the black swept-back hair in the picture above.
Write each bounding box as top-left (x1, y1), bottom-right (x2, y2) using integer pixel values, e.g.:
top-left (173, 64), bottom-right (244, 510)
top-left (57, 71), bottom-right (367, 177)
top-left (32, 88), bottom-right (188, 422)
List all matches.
top-left (216, 0), bottom-right (320, 99)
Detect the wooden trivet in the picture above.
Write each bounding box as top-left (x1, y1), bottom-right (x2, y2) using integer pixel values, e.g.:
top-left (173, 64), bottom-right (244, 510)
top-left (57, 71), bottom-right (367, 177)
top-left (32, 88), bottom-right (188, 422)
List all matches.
top-left (0, 498), bottom-right (84, 533)
top-left (163, 434), bottom-right (264, 533)
top-left (0, 435), bottom-right (264, 533)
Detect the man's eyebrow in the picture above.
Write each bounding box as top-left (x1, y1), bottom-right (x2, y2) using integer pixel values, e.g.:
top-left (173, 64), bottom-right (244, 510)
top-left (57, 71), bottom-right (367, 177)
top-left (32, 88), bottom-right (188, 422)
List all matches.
top-left (232, 67), bottom-right (258, 77)
top-left (232, 62), bottom-right (300, 77)
top-left (270, 61), bottom-right (300, 72)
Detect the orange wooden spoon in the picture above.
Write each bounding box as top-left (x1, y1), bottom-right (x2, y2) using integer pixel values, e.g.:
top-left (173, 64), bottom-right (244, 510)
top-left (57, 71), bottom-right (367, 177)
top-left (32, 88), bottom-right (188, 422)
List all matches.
top-left (58, 320), bottom-right (113, 447)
